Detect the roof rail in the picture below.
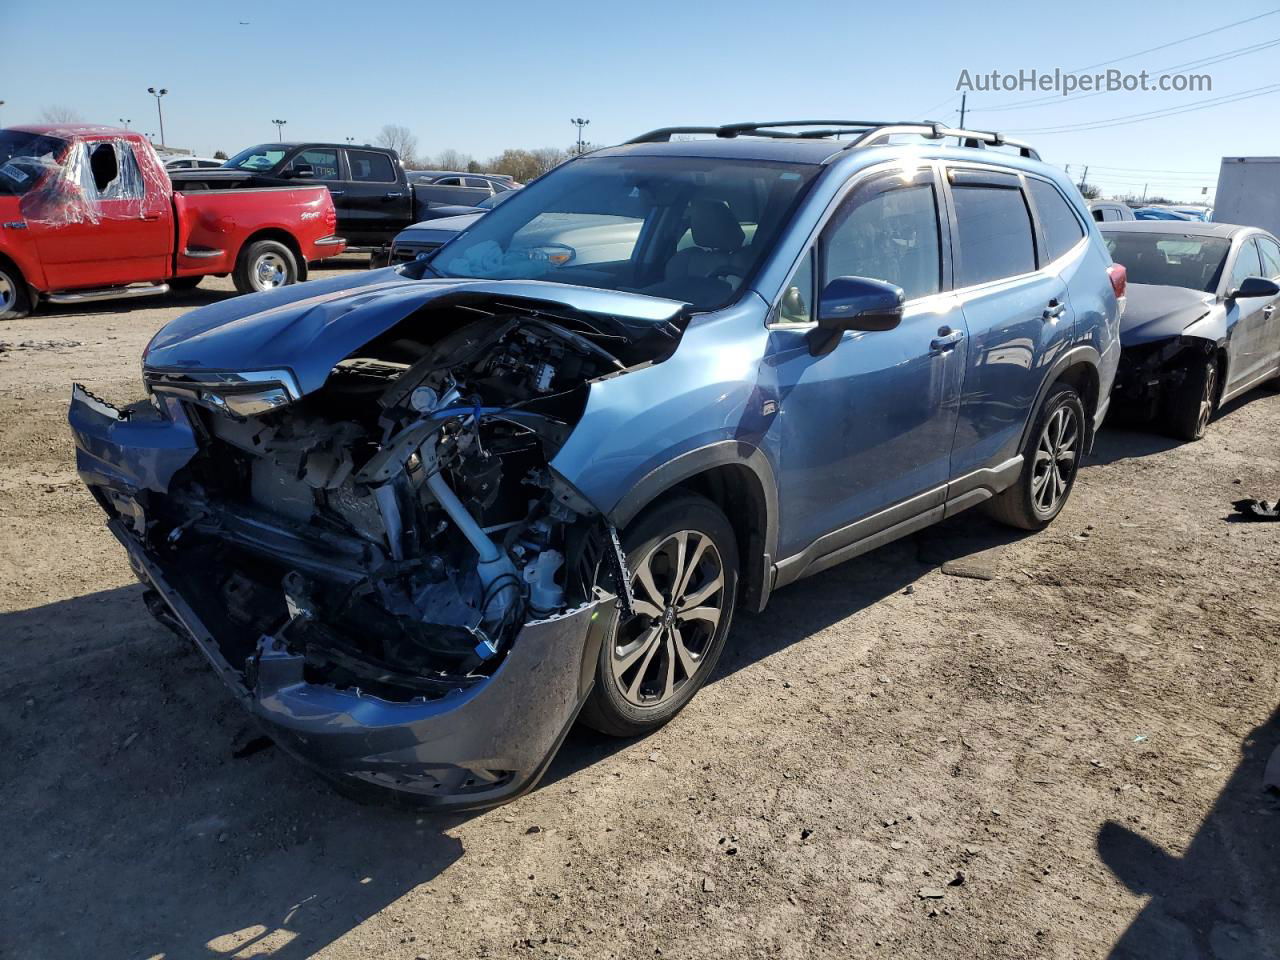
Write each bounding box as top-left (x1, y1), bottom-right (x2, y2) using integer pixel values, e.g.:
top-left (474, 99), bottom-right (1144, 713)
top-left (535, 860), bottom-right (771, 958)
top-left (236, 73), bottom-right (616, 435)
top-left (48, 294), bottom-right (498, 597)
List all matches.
top-left (625, 120), bottom-right (1039, 160)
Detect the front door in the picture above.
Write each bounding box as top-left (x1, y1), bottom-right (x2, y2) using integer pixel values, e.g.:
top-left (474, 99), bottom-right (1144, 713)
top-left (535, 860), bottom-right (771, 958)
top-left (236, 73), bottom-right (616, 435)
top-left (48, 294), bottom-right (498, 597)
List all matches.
top-left (1223, 237), bottom-right (1278, 391)
top-left (764, 167), bottom-right (966, 560)
top-left (28, 139), bottom-right (171, 290)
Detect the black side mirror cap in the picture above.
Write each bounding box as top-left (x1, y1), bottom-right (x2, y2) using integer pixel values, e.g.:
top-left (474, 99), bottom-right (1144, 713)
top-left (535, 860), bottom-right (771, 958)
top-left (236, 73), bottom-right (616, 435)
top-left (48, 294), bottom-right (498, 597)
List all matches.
top-left (1229, 276), bottom-right (1280, 300)
top-left (288, 163), bottom-right (315, 179)
top-left (808, 276), bottom-right (905, 356)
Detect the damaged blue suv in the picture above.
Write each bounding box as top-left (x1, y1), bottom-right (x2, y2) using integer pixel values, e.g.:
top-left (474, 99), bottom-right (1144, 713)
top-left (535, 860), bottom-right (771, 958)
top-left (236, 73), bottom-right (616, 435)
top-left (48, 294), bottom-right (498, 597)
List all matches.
top-left (70, 121), bottom-right (1123, 808)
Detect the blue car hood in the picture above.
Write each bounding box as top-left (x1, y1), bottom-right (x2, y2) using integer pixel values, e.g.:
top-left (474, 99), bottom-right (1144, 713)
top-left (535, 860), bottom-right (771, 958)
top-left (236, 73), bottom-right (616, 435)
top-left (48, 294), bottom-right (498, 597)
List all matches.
top-left (143, 268), bottom-right (687, 396)
top-left (1120, 283), bottom-right (1215, 346)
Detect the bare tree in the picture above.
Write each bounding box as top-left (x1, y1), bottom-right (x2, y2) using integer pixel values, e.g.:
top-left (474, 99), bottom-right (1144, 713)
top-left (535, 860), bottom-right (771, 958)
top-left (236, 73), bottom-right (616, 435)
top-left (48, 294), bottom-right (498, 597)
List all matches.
top-left (432, 148), bottom-right (474, 172)
top-left (1078, 182), bottom-right (1101, 200)
top-left (375, 124), bottom-right (418, 166)
top-left (41, 105), bottom-right (84, 124)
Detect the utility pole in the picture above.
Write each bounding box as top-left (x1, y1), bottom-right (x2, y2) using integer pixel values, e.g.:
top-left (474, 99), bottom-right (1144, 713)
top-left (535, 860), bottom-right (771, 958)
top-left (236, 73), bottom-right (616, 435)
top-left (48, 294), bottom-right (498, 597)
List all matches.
top-left (958, 93), bottom-right (967, 127)
top-left (271, 119), bottom-right (287, 141)
top-left (146, 87), bottom-right (168, 146)
top-left (1078, 165), bottom-right (1089, 191)
top-left (570, 117), bottom-right (590, 155)
top-left (1142, 183), bottom-right (1148, 201)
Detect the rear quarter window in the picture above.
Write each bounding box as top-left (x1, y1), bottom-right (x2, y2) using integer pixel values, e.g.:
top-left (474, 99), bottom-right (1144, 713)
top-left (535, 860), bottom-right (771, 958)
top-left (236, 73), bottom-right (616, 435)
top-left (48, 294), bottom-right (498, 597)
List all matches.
top-left (952, 183), bottom-right (1037, 286)
top-left (1029, 179), bottom-right (1085, 261)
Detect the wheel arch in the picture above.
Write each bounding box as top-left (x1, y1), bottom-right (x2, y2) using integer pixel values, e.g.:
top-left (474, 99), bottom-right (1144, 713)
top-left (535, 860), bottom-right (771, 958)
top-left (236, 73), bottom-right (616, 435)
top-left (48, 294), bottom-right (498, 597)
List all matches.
top-left (1020, 345), bottom-right (1102, 452)
top-left (608, 441), bottom-right (779, 613)
top-left (238, 228), bottom-right (308, 281)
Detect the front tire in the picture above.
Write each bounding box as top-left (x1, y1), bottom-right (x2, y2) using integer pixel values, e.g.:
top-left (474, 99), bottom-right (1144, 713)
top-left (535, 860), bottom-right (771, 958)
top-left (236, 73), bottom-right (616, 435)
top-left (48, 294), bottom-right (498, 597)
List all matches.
top-left (1162, 356), bottom-right (1218, 441)
top-left (580, 493), bottom-right (738, 737)
top-left (233, 240), bottom-right (298, 294)
top-left (0, 262), bottom-right (31, 321)
top-left (986, 381), bottom-right (1086, 531)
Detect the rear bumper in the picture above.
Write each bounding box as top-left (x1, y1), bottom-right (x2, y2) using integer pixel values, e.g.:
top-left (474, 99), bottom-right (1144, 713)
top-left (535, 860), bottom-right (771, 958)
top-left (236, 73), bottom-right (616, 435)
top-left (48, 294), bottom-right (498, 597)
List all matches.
top-left (69, 385), bottom-right (614, 810)
top-left (306, 235), bottom-right (347, 260)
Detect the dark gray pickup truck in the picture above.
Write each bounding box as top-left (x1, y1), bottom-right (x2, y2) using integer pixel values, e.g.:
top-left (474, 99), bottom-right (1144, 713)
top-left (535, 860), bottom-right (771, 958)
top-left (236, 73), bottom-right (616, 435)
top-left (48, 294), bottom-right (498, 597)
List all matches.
top-left (169, 143), bottom-right (518, 255)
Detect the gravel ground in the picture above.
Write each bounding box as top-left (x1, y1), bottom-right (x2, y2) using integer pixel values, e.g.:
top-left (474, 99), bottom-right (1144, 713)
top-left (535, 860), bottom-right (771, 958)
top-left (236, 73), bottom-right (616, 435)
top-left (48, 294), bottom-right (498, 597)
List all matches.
top-left (1, 261), bottom-right (1278, 960)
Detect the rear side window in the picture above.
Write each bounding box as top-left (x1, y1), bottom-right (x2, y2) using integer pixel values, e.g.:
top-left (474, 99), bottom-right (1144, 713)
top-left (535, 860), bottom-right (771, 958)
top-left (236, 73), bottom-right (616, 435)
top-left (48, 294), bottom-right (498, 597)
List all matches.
top-left (1030, 179), bottom-right (1085, 261)
top-left (951, 182), bottom-right (1036, 286)
top-left (348, 150), bottom-right (395, 183)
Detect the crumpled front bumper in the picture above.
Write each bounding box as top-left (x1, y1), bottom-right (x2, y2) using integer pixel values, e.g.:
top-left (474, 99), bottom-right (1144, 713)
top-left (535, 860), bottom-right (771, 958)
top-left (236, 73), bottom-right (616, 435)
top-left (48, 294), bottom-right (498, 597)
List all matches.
top-left (69, 385), bottom-right (615, 810)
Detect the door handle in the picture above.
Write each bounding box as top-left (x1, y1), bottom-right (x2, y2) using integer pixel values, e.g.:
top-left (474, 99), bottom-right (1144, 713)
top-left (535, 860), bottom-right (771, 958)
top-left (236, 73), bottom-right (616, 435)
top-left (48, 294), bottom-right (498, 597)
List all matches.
top-left (328, 189), bottom-right (345, 197)
top-left (930, 327), bottom-right (965, 351)
top-left (384, 191), bottom-right (405, 199)
top-left (1043, 299), bottom-right (1067, 321)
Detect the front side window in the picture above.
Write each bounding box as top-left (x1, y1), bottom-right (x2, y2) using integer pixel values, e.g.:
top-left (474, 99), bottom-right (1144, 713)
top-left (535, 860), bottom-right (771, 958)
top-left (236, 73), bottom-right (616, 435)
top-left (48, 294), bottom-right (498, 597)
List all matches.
top-left (422, 155), bottom-right (819, 311)
top-left (289, 148), bottom-right (339, 180)
top-left (348, 150), bottom-right (395, 183)
top-left (822, 175), bottom-right (942, 301)
top-left (1257, 236), bottom-right (1280, 279)
top-left (1029, 179), bottom-right (1085, 261)
top-left (952, 182), bottom-right (1037, 286)
top-left (1228, 239), bottom-right (1264, 291)
top-left (1100, 231), bottom-right (1231, 293)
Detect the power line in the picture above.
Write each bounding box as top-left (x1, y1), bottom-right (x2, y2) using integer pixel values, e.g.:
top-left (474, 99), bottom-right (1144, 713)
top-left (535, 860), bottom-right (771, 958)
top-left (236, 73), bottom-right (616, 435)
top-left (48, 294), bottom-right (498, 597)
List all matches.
top-left (1068, 7), bottom-right (1280, 72)
top-left (1006, 81), bottom-right (1280, 133)
top-left (1062, 163), bottom-right (1217, 175)
top-left (973, 35), bottom-right (1280, 114)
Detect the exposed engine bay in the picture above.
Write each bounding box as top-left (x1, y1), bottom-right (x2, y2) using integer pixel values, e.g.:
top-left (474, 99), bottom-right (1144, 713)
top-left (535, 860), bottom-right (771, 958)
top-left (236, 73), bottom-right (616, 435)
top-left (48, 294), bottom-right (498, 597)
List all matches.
top-left (128, 299), bottom-right (678, 700)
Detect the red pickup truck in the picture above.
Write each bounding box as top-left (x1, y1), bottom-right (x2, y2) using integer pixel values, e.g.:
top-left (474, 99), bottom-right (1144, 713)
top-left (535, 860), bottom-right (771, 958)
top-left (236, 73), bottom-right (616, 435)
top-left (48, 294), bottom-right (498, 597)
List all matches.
top-left (0, 125), bottom-right (345, 319)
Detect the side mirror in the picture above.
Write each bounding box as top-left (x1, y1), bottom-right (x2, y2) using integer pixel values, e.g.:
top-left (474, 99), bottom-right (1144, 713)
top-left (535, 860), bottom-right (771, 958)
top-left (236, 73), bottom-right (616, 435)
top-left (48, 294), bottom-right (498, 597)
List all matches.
top-left (809, 276), bottom-right (905, 356)
top-left (288, 163), bottom-right (315, 179)
top-left (1228, 276), bottom-right (1280, 300)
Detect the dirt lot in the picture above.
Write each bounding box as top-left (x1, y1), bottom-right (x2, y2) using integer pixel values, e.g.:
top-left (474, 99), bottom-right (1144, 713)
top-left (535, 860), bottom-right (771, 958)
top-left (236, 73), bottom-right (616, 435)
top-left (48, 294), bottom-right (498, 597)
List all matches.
top-left (2, 261), bottom-right (1278, 960)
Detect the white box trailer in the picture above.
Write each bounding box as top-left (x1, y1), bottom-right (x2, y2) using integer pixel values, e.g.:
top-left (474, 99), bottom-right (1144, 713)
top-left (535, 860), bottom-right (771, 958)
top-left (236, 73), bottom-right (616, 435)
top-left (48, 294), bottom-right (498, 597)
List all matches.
top-left (1215, 157), bottom-right (1280, 234)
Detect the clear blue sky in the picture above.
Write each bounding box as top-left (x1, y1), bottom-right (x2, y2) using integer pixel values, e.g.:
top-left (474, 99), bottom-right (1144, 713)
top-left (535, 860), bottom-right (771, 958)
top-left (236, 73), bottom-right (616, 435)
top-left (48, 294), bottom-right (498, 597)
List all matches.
top-left (4, 0), bottom-right (1278, 202)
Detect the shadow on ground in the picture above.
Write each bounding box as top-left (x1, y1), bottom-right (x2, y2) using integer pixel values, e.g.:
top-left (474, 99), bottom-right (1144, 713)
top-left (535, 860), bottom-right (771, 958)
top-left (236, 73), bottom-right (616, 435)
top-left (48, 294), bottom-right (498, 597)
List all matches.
top-left (1098, 706), bottom-right (1280, 960)
top-left (0, 511), bottom-right (1030, 958)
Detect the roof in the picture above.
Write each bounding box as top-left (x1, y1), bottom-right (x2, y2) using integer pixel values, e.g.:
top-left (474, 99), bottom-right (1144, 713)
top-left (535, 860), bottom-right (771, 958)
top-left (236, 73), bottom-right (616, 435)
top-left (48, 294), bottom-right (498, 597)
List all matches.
top-left (591, 137), bottom-right (849, 165)
top-left (1097, 221), bottom-right (1256, 239)
top-left (244, 141), bottom-right (392, 152)
top-left (8, 123), bottom-right (134, 139)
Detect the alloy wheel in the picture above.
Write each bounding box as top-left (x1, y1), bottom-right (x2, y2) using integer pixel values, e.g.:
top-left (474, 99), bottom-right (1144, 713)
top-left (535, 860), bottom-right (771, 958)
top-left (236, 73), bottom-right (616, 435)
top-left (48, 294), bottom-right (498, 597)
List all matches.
top-left (610, 530), bottom-right (725, 708)
top-left (0, 272), bottom-right (14, 313)
top-left (1031, 404), bottom-right (1079, 516)
top-left (253, 252), bottom-right (289, 290)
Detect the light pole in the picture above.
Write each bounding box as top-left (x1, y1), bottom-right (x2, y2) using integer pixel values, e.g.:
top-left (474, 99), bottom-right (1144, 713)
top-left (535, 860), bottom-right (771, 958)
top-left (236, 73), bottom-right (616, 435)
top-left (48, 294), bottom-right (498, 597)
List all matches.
top-left (0, 101), bottom-right (6, 126)
top-left (344, 136), bottom-right (355, 144)
top-left (118, 117), bottom-right (132, 130)
top-left (271, 119), bottom-right (287, 141)
top-left (570, 117), bottom-right (590, 155)
top-left (146, 88), bottom-right (168, 146)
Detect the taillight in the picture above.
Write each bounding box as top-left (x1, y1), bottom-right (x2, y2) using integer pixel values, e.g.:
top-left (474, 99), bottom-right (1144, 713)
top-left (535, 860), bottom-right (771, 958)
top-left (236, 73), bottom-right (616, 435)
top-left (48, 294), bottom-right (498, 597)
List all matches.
top-left (1107, 263), bottom-right (1127, 318)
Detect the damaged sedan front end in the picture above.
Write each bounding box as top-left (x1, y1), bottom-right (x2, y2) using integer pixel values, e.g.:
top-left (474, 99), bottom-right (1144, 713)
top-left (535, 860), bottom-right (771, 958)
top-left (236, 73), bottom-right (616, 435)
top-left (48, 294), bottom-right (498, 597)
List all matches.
top-left (69, 278), bottom-right (688, 807)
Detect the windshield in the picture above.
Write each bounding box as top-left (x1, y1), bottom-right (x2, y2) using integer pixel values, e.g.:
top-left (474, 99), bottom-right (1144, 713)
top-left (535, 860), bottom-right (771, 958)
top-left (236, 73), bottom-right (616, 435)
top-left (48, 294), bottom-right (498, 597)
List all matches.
top-left (223, 145), bottom-right (288, 171)
top-left (421, 155), bottom-right (819, 310)
top-left (1102, 231), bottom-right (1230, 293)
top-left (0, 131), bottom-right (68, 196)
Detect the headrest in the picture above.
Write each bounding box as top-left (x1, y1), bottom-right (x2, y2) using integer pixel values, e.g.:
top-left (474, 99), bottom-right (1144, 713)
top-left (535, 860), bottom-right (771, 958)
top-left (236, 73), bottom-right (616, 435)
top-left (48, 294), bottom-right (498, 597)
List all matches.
top-left (690, 200), bottom-right (745, 251)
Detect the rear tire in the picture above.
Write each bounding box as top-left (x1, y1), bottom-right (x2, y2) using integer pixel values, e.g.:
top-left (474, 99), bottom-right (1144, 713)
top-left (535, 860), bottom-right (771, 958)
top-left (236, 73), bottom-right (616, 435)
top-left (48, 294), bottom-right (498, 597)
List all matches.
top-left (0, 262), bottom-right (31, 321)
top-left (233, 240), bottom-right (298, 294)
top-left (580, 492), bottom-right (738, 738)
top-left (1162, 356), bottom-right (1218, 441)
top-left (986, 381), bottom-right (1087, 531)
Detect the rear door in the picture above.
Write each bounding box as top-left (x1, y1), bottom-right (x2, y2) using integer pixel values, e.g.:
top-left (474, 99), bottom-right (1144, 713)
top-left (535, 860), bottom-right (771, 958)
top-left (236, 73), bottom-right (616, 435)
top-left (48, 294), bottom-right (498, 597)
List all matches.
top-left (32, 138), bottom-right (172, 290)
top-left (341, 149), bottom-right (409, 245)
top-left (944, 166), bottom-right (1078, 477)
